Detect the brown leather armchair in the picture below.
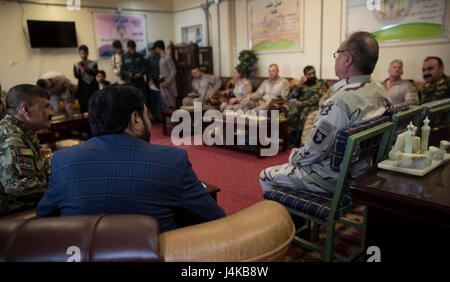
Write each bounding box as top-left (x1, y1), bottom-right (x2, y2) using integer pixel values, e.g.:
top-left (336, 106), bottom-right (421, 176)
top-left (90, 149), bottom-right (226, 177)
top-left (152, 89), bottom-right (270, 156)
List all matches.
top-left (0, 200), bottom-right (295, 262)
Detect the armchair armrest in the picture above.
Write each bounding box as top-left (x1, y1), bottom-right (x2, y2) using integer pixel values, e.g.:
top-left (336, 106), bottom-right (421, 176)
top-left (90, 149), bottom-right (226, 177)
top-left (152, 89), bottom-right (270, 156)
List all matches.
top-left (159, 200), bottom-right (295, 262)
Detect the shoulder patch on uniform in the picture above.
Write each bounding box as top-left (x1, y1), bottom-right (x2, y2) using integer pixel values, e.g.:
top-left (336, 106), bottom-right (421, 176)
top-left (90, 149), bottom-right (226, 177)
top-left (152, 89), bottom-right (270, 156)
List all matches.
top-left (17, 156), bottom-right (36, 171)
top-left (307, 120), bottom-right (336, 152)
top-left (313, 120), bottom-right (333, 144)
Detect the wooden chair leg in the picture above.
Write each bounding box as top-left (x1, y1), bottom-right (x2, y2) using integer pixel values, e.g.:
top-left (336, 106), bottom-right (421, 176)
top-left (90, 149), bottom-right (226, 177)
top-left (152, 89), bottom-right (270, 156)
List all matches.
top-left (324, 222), bottom-right (336, 262)
top-left (361, 206), bottom-right (369, 255)
top-left (313, 222), bottom-right (320, 241)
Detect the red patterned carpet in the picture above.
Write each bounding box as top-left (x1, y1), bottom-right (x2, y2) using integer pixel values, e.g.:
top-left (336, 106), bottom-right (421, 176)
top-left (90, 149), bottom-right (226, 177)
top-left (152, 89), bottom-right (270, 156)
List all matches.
top-left (151, 123), bottom-right (290, 214)
top-left (151, 123), bottom-right (363, 261)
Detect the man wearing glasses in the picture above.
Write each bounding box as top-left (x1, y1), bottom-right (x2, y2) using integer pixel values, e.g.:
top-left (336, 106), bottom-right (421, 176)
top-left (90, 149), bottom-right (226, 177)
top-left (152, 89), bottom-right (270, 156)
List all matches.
top-left (260, 31), bottom-right (391, 194)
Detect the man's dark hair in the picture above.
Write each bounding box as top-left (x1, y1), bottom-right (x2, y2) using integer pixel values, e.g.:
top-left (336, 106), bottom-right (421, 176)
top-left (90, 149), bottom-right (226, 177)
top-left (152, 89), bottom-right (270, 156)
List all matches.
top-left (6, 84), bottom-right (50, 115)
top-left (190, 66), bottom-right (200, 71)
top-left (303, 65), bottom-right (315, 75)
top-left (79, 45), bottom-right (89, 53)
top-left (97, 70), bottom-right (106, 77)
top-left (153, 40), bottom-right (165, 51)
top-left (88, 84), bottom-right (146, 136)
top-left (36, 79), bottom-right (49, 89)
top-left (127, 40), bottom-right (136, 48)
top-left (343, 31), bottom-right (379, 75)
top-left (112, 40), bottom-right (122, 49)
top-left (424, 56), bottom-right (443, 67)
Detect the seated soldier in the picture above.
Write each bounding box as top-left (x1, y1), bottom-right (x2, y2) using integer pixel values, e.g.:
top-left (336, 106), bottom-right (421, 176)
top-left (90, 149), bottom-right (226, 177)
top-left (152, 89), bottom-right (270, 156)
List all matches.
top-left (260, 32), bottom-right (391, 194)
top-left (420, 56), bottom-right (449, 104)
top-left (220, 65), bottom-right (252, 112)
top-left (286, 65), bottom-right (328, 149)
top-left (36, 71), bottom-right (76, 115)
top-left (382, 59), bottom-right (418, 108)
top-left (0, 84), bottom-right (54, 216)
top-left (240, 64), bottom-right (290, 111)
top-left (183, 66), bottom-right (222, 110)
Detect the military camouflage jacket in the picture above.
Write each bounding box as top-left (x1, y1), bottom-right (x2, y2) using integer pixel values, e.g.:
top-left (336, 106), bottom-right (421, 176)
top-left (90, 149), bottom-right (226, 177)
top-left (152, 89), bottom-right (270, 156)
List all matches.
top-left (419, 74), bottom-right (450, 104)
top-left (0, 115), bottom-right (49, 215)
top-left (288, 79), bottom-right (328, 108)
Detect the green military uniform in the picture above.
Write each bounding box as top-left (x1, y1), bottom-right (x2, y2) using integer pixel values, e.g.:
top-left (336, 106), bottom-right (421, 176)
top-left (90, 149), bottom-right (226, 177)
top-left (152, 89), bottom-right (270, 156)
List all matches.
top-left (0, 115), bottom-right (49, 216)
top-left (286, 79), bottom-right (328, 148)
top-left (419, 74), bottom-right (450, 104)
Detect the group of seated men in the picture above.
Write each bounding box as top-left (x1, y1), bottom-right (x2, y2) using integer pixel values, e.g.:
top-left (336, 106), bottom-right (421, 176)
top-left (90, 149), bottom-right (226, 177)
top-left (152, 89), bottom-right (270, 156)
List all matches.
top-left (179, 53), bottom-right (448, 149)
top-left (0, 31), bottom-right (448, 235)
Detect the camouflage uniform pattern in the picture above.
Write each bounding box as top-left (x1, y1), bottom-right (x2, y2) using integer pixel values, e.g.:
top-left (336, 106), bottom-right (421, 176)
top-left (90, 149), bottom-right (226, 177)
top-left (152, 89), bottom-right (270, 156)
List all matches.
top-left (419, 74), bottom-right (450, 104)
top-left (287, 79), bottom-right (328, 133)
top-left (300, 88), bottom-right (333, 145)
top-left (0, 115), bottom-right (49, 215)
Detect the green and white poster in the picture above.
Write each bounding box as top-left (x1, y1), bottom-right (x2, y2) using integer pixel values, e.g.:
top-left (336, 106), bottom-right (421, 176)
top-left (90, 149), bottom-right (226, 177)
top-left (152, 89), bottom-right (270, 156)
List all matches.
top-left (347, 0), bottom-right (448, 42)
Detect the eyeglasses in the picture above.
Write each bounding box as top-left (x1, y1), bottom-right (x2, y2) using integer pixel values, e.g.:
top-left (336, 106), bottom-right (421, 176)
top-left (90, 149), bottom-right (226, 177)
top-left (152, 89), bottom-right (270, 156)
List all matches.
top-left (332, 50), bottom-right (352, 59)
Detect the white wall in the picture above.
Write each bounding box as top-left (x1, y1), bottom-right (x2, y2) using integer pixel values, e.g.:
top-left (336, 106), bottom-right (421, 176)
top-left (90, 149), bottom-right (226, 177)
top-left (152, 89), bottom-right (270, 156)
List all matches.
top-left (1, 0), bottom-right (449, 91)
top-left (0, 0), bottom-right (175, 91)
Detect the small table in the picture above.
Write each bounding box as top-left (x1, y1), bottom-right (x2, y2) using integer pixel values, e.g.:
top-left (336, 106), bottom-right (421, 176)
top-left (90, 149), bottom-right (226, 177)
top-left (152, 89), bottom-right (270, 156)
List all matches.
top-left (162, 109), bottom-right (288, 157)
top-left (37, 113), bottom-right (90, 150)
top-left (349, 161), bottom-right (450, 261)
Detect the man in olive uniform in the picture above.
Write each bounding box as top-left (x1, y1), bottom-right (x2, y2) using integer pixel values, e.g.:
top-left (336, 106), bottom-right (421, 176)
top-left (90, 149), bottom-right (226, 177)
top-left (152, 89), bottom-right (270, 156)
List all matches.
top-left (260, 32), bottom-right (391, 194)
top-left (183, 66), bottom-right (222, 110)
top-left (0, 84), bottom-right (53, 216)
top-left (419, 56), bottom-right (449, 104)
top-left (121, 40), bottom-right (150, 111)
top-left (287, 65), bottom-right (328, 148)
top-left (241, 64), bottom-right (290, 111)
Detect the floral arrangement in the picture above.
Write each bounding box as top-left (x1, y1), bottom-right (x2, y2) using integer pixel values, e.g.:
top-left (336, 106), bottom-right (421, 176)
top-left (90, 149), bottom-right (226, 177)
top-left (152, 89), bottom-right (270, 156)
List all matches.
top-left (238, 49), bottom-right (258, 78)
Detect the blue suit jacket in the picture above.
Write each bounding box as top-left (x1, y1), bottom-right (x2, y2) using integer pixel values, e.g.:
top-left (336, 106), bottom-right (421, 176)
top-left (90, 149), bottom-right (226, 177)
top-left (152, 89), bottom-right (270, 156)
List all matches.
top-left (36, 133), bottom-right (225, 233)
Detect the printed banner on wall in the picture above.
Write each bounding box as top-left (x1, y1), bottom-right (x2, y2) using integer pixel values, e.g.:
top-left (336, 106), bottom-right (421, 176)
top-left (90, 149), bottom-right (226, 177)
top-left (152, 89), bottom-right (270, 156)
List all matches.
top-left (248, 0), bottom-right (303, 52)
top-left (93, 13), bottom-right (147, 57)
top-left (347, 0), bottom-right (447, 42)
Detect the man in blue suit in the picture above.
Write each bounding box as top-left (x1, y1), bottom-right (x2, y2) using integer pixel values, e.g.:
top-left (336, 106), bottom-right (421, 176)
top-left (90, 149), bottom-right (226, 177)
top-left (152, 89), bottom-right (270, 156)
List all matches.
top-left (37, 84), bottom-right (225, 233)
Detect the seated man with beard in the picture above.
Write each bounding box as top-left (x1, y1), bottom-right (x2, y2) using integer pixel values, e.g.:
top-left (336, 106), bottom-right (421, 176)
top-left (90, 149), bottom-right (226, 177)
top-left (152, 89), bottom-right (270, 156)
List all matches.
top-left (286, 65), bottom-right (328, 148)
top-left (36, 84), bottom-right (225, 233)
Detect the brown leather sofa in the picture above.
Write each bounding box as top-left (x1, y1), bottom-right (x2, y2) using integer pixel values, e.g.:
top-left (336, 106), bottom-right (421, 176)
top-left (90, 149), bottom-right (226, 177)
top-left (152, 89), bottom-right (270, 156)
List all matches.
top-left (0, 200), bottom-right (295, 262)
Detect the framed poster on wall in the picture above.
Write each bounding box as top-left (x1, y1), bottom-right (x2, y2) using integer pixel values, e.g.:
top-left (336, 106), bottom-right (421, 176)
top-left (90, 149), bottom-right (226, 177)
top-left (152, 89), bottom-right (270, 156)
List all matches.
top-left (346, 0), bottom-right (449, 43)
top-left (93, 13), bottom-right (147, 57)
top-left (247, 0), bottom-right (304, 53)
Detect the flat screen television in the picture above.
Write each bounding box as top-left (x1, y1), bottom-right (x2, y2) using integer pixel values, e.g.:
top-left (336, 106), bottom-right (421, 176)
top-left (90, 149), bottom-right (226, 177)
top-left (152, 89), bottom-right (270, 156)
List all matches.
top-left (27, 20), bottom-right (78, 48)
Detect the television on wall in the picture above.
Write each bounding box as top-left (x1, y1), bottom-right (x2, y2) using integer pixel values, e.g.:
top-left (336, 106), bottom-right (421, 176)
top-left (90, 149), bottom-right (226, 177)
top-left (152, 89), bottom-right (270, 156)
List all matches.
top-left (27, 20), bottom-right (78, 48)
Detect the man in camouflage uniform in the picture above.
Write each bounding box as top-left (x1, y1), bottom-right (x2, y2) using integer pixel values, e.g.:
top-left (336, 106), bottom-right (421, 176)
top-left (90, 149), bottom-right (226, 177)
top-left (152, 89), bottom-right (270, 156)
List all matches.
top-left (0, 84), bottom-right (53, 216)
top-left (260, 32), bottom-right (391, 194)
top-left (419, 56), bottom-right (449, 104)
top-left (287, 65), bottom-right (328, 148)
top-left (183, 66), bottom-right (222, 110)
